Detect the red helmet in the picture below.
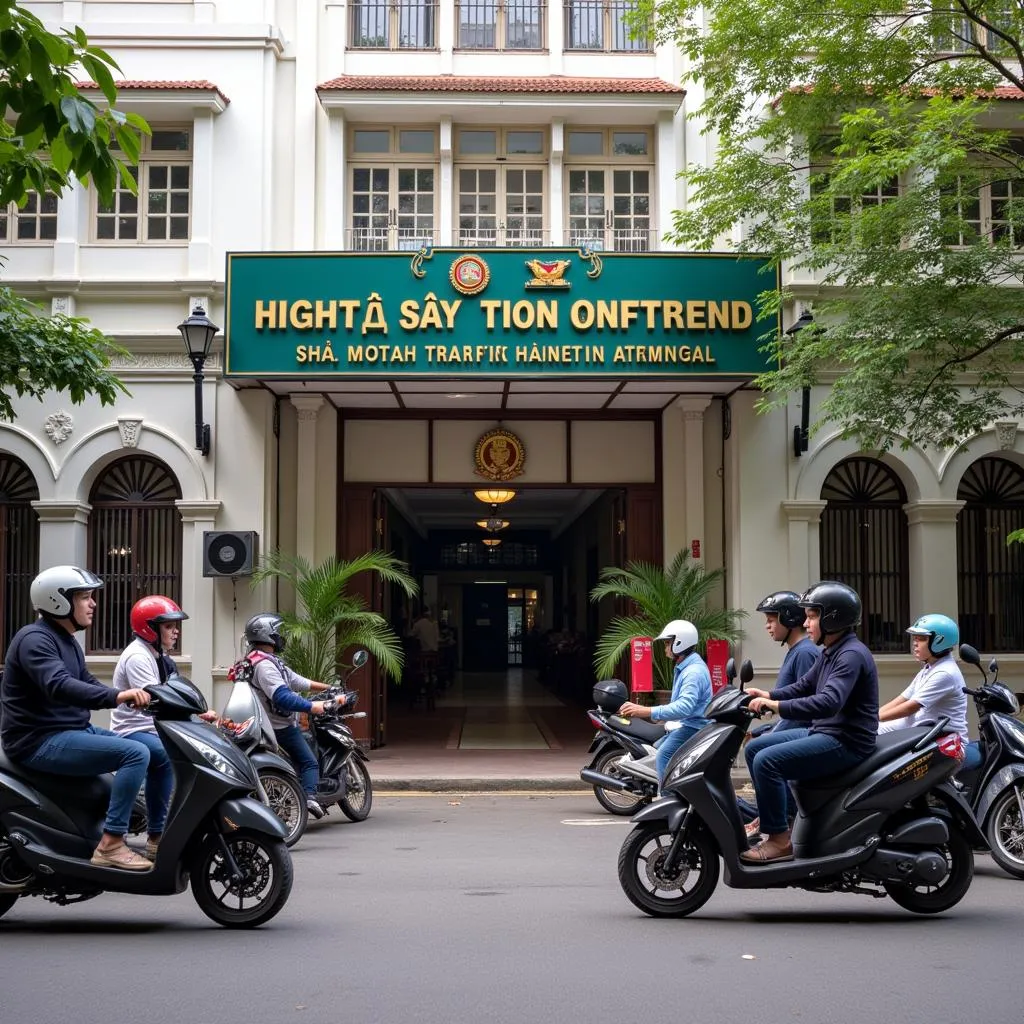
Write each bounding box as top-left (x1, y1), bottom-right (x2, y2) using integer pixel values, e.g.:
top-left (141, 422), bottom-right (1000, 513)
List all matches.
top-left (131, 595), bottom-right (188, 643)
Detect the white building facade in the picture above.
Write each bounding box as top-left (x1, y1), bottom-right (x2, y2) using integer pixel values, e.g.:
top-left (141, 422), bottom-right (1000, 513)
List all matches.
top-left (2, 0), bottom-right (1022, 735)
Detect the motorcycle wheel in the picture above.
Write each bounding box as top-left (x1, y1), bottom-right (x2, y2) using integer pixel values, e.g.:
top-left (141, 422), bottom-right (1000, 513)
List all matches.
top-left (617, 821), bottom-right (720, 918)
top-left (259, 769), bottom-right (309, 848)
top-left (338, 759), bottom-right (373, 822)
top-left (985, 786), bottom-right (1024, 879)
top-left (884, 828), bottom-right (974, 914)
top-left (591, 747), bottom-right (650, 816)
top-left (191, 830), bottom-right (293, 929)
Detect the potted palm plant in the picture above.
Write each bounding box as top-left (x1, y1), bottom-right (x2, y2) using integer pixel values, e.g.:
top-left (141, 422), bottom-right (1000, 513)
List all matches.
top-left (589, 549), bottom-right (745, 698)
top-left (251, 550), bottom-right (418, 684)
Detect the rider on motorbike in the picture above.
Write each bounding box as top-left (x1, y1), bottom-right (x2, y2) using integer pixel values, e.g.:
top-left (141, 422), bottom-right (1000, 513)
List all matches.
top-left (742, 581), bottom-right (879, 864)
top-left (0, 566), bottom-right (159, 871)
top-left (618, 619), bottom-right (712, 785)
top-left (242, 612), bottom-right (336, 820)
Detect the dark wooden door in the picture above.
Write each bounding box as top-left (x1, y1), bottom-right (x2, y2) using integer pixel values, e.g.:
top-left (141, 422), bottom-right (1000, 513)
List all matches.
top-left (462, 583), bottom-right (508, 671)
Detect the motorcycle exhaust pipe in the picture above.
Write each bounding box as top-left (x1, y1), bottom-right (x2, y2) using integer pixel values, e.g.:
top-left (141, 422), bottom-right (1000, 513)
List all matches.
top-left (580, 768), bottom-right (633, 792)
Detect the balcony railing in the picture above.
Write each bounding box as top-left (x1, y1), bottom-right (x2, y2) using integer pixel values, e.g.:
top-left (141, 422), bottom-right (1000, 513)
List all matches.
top-left (456, 227), bottom-right (551, 247)
top-left (344, 228), bottom-right (661, 251)
top-left (564, 0), bottom-right (651, 52)
top-left (349, 0), bottom-right (439, 49)
top-left (455, 0), bottom-right (547, 50)
top-left (569, 227), bottom-right (658, 252)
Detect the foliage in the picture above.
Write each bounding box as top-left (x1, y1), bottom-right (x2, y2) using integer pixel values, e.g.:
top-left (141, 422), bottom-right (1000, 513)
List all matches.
top-left (0, 1), bottom-right (149, 420)
top-left (643, 0), bottom-right (1024, 450)
top-left (589, 549), bottom-right (746, 689)
top-left (251, 550), bottom-right (418, 685)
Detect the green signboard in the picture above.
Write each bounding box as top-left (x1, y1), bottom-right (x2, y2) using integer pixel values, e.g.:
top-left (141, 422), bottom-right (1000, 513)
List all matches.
top-left (224, 249), bottom-right (777, 378)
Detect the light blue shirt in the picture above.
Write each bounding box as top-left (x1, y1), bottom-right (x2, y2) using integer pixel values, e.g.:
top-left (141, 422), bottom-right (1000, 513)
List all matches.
top-left (650, 651), bottom-right (713, 729)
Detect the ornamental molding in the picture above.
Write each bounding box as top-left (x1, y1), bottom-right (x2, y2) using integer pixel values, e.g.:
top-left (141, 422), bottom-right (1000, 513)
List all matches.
top-left (780, 500), bottom-right (828, 523)
top-left (107, 351), bottom-right (222, 370)
top-left (903, 500), bottom-right (966, 526)
top-left (290, 394), bottom-right (325, 422)
top-left (994, 421), bottom-right (1019, 451)
top-left (43, 410), bottom-right (74, 445)
top-left (30, 500), bottom-right (91, 524)
top-left (117, 416), bottom-right (144, 449)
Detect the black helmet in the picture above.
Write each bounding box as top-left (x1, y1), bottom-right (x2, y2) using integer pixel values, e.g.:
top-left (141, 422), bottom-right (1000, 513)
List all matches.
top-left (798, 581), bottom-right (861, 636)
top-left (593, 679), bottom-right (628, 713)
top-left (755, 590), bottom-right (805, 630)
top-left (244, 612), bottom-right (286, 653)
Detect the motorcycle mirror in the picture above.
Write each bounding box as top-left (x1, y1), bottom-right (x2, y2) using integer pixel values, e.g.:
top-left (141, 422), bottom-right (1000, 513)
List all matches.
top-left (352, 649), bottom-right (369, 670)
top-left (988, 657), bottom-right (999, 678)
top-left (740, 659), bottom-right (754, 685)
top-left (725, 657), bottom-right (736, 682)
top-left (958, 643), bottom-right (980, 667)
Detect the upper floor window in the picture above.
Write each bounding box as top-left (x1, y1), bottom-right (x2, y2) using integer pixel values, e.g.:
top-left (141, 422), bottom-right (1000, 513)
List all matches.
top-left (0, 190), bottom-right (58, 244)
top-left (933, 3), bottom-right (1018, 53)
top-left (350, 0), bottom-right (438, 48)
top-left (95, 127), bottom-right (191, 243)
top-left (564, 0), bottom-right (651, 52)
top-left (456, 0), bottom-right (546, 50)
top-left (940, 168), bottom-right (1023, 249)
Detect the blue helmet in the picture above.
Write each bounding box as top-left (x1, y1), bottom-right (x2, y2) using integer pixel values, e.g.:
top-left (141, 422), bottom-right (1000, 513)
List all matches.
top-left (906, 614), bottom-right (959, 656)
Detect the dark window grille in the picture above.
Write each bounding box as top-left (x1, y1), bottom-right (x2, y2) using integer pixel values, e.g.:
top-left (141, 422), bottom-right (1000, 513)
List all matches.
top-left (820, 457), bottom-right (908, 653)
top-left (956, 456), bottom-right (1024, 653)
top-left (88, 456), bottom-right (182, 653)
top-left (0, 456), bottom-right (40, 661)
top-left (440, 541), bottom-right (539, 567)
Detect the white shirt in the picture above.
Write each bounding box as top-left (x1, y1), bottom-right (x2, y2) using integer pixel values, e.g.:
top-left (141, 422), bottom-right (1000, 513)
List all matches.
top-left (411, 617), bottom-right (439, 653)
top-left (878, 653), bottom-right (968, 743)
top-left (110, 637), bottom-right (161, 736)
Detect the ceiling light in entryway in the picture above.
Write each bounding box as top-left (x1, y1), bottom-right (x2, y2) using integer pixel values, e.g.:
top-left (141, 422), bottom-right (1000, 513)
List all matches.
top-left (474, 488), bottom-right (516, 504)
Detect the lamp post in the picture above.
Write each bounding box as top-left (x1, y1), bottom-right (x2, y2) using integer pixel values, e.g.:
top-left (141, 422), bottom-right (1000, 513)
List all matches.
top-left (786, 310), bottom-right (814, 458)
top-left (177, 304), bottom-right (219, 457)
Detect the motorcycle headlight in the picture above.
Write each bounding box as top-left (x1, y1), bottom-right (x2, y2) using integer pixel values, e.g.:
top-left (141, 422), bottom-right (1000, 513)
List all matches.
top-left (180, 732), bottom-right (253, 785)
top-left (666, 733), bottom-right (720, 785)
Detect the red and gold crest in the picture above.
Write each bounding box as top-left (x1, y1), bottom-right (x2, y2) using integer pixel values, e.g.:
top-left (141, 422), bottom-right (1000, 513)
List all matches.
top-left (474, 428), bottom-right (526, 482)
top-left (449, 254), bottom-right (490, 296)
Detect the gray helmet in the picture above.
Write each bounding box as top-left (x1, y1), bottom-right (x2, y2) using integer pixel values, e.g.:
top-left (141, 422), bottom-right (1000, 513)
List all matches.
top-left (244, 612), bottom-right (286, 653)
top-left (30, 565), bottom-right (104, 620)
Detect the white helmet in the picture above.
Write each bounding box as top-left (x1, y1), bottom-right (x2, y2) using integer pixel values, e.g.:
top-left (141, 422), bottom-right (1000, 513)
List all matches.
top-left (30, 565), bottom-right (104, 619)
top-left (655, 618), bottom-right (699, 656)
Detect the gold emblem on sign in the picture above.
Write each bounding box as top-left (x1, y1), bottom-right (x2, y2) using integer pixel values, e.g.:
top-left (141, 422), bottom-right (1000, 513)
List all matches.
top-left (524, 258), bottom-right (572, 289)
top-left (474, 428), bottom-right (526, 482)
top-left (449, 254), bottom-right (490, 296)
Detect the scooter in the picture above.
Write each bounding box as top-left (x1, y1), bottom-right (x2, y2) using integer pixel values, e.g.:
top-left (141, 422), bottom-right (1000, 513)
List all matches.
top-left (0, 674), bottom-right (292, 929)
top-left (955, 644), bottom-right (1024, 879)
top-left (615, 658), bottom-right (983, 917)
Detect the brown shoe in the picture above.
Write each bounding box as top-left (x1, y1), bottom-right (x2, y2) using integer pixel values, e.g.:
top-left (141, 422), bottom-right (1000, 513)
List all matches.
top-left (91, 842), bottom-right (153, 872)
top-left (144, 837), bottom-right (160, 861)
top-left (740, 835), bottom-right (794, 864)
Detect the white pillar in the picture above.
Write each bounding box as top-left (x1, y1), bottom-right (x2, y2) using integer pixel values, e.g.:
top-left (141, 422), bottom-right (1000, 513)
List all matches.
top-left (30, 501), bottom-right (91, 568)
top-left (656, 111), bottom-right (676, 250)
top-left (175, 499), bottom-right (222, 702)
top-left (781, 500), bottom-right (828, 590)
top-left (677, 396), bottom-right (711, 562)
top-left (290, 394), bottom-right (325, 571)
top-left (324, 112), bottom-right (347, 249)
top-left (549, 0), bottom-right (564, 74)
top-left (439, 118), bottom-right (453, 246)
top-left (187, 110), bottom-right (215, 278)
top-left (549, 120), bottom-right (564, 245)
top-left (904, 501), bottom-right (965, 621)
top-left (53, 177), bottom-right (81, 280)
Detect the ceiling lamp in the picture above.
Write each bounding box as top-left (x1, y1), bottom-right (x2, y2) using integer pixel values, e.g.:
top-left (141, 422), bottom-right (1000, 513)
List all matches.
top-left (482, 538), bottom-right (502, 548)
top-left (474, 488), bottom-right (516, 505)
top-left (476, 518), bottom-right (509, 532)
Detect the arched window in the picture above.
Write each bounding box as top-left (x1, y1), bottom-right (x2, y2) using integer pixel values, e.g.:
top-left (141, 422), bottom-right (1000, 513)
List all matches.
top-left (88, 456), bottom-right (182, 653)
top-left (0, 455), bottom-right (40, 660)
top-left (820, 457), bottom-right (909, 652)
top-left (957, 456), bottom-right (1024, 653)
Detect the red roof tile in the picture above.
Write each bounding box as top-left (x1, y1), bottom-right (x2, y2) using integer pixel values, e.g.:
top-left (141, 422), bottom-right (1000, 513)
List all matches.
top-left (76, 80), bottom-right (230, 104)
top-left (317, 74), bottom-right (684, 95)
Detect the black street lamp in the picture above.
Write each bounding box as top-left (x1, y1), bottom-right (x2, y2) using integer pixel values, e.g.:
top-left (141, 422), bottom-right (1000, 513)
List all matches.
top-left (786, 310), bottom-right (814, 458)
top-left (177, 304), bottom-right (219, 457)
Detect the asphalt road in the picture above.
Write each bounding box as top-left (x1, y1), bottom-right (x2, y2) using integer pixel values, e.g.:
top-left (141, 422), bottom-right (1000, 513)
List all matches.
top-left (1, 794), bottom-right (1019, 1024)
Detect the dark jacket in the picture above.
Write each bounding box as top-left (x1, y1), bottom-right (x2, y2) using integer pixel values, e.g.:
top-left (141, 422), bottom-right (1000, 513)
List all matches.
top-left (0, 619), bottom-right (119, 760)
top-left (770, 631), bottom-right (879, 758)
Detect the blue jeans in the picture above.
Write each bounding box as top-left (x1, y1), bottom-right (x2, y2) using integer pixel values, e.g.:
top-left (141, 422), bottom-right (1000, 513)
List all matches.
top-left (747, 728), bottom-right (864, 834)
top-left (655, 724), bottom-right (703, 784)
top-left (127, 730), bottom-right (174, 834)
top-left (961, 740), bottom-right (983, 772)
top-left (275, 723), bottom-right (320, 796)
top-left (24, 725), bottom-right (172, 838)
top-left (745, 727), bottom-right (807, 823)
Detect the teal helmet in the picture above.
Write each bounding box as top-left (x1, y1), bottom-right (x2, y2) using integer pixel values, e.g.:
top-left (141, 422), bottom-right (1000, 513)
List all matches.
top-left (906, 614), bottom-right (959, 656)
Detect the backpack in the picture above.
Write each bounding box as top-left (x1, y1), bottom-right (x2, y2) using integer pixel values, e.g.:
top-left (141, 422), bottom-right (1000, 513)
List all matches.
top-left (227, 650), bottom-right (270, 683)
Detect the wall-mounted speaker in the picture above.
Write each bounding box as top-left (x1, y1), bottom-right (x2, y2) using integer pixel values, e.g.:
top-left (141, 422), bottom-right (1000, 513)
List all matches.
top-left (202, 531), bottom-right (258, 577)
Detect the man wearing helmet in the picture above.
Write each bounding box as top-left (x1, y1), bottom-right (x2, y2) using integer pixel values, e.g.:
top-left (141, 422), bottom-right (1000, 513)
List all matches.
top-left (242, 612), bottom-right (336, 819)
top-left (741, 581), bottom-right (879, 864)
top-left (0, 566), bottom-right (159, 871)
top-left (619, 619), bottom-right (712, 784)
top-left (879, 614), bottom-right (969, 748)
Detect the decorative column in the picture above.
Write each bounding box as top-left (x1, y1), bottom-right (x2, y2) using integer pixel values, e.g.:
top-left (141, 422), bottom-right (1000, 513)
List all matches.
top-left (549, 120), bottom-right (565, 245)
top-left (439, 118), bottom-right (453, 246)
top-left (781, 500), bottom-right (828, 589)
top-left (175, 500), bottom-right (222, 702)
top-left (187, 110), bottom-right (215, 278)
top-left (30, 501), bottom-right (91, 568)
top-left (290, 395), bottom-right (325, 575)
top-left (677, 397), bottom-right (711, 561)
top-left (904, 500), bottom-right (965, 620)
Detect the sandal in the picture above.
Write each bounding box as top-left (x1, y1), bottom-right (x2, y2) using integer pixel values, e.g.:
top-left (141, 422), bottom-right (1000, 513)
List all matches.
top-left (90, 842), bottom-right (153, 872)
top-left (740, 838), bottom-right (794, 864)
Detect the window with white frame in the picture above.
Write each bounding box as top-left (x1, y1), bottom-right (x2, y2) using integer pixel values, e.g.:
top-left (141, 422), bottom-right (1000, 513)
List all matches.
top-left (0, 190), bottom-right (58, 243)
top-left (939, 171), bottom-right (1023, 248)
top-left (565, 129), bottom-right (653, 251)
top-left (933, 2), bottom-right (1017, 53)
top-left (349, 0), bottom-right (438, 48)
top-left (456, 0), bottom-right (546, 50)
top-left (349, 127), bottom-right (438, 251)
top-left (455, 128), bottom-right (546, 247)
top-left (94, 127), bottom-right (191, 242)
top-left (564, 0), bottom-right (651, 52)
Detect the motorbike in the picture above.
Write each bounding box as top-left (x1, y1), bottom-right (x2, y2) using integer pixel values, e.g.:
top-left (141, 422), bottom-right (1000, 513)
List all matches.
top-left (300, 649), bottom-right (373, 822)
top-left (580, 679), bottom-right (663, 815)
top-left (954, 644), bottom-right (1024, 879)
top-left (0, 674), bottom-right (292, 929)
top-left (613, 658), bottom-right (983, 918)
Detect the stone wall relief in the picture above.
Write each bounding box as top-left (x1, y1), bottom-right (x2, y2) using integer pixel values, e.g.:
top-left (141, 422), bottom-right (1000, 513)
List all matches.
top-left (43, 410), bottom-right (73, 445)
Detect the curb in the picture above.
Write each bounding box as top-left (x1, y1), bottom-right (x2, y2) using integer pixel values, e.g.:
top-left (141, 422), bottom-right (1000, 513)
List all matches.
top-left (374, 771), bottom-right (753, 794)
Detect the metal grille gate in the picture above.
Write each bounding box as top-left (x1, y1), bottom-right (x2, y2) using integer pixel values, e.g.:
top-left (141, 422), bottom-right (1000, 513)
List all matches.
top-left (0, 456), bottom-right (40, 661)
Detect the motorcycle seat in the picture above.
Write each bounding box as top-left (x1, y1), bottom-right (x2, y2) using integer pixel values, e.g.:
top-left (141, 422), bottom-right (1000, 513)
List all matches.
top-left (797, 727), bottom-right (938, 793)
top-left (605, 715), bottom-right (665, 744)
top-left (0, 749), bottom-right (113, 810)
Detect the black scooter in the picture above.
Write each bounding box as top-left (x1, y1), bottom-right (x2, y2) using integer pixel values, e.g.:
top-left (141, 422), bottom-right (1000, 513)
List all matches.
top-left (616, 659), bottom-right (983, 917)
top-left (955, 644), bottom-right (1024, 879)
top-left (0, 675), bottom-right (292, 929)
